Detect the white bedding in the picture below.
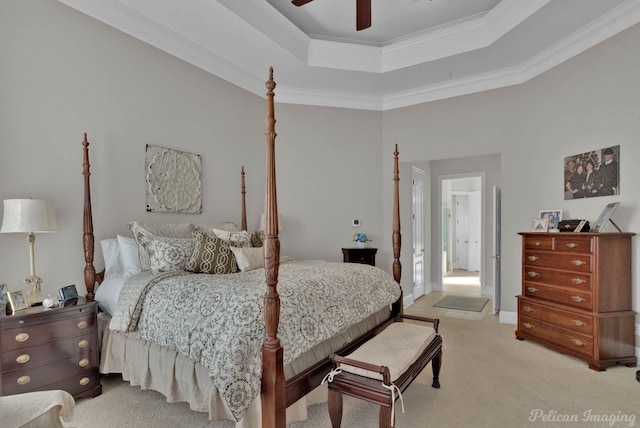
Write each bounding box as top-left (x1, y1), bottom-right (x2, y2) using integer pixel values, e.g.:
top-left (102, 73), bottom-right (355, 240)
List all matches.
top-left (94, 273), bottom-right (126, 316)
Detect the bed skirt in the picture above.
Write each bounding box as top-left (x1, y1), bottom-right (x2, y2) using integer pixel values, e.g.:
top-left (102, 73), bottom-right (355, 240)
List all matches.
top-left (98, 308), bottom-right (390, 426)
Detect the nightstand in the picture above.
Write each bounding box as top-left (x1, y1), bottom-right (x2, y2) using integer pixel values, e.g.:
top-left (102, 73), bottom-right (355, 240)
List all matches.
top-left (342, 248), bottom-right (378, 266)
top-left (0, 297), bottom-right (101, 398)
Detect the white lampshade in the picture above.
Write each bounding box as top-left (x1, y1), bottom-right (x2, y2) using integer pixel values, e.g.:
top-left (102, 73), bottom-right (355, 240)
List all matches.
top-left (0, 199), bottom-right (58, 233)
top-left (259, 212), bottom-right (283, 232)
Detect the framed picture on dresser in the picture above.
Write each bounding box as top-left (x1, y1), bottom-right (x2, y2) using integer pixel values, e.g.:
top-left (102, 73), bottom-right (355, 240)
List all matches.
top-left (0, 283), bottom-right (7, 308)
top-left (531, 218), bottom-right (549, 232)
top-left (7, 289), bottom-right (28, 312)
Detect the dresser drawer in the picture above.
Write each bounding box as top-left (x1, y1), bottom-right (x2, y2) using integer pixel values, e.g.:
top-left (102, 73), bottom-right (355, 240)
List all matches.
top-left (524, 251), bottom-right (592, 273)
top-left (1, 312), bottom-right (96, 352)
top-left (518, 298), bottom-right (593, 335)
top-left (523, 266), bottom-right (591, 290)
top-left (519, 316), bottom-right (593, 357)
top-left (553, 236), bottom-right (593, 253)
top-left (2, 333), bottom-right (97, 372)
top-left (523, 236), bottom-right (552, 250)
top-left (523, 282), bottom-right (592, 310)
top-left (2, 351), bottom-right (99, 395)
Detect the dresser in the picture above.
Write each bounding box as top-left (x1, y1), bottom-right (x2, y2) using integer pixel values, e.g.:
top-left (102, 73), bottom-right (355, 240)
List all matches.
top-left (0, 298), bottom-right (101, 397)
top-left (516, 232), bottom-right (636, 371)
top-left (342, 247), bottom-right (377, 266)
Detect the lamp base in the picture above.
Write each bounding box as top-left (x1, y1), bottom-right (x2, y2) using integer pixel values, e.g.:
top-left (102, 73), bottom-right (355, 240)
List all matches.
top-left (25, 274), bottom-right (44, 306)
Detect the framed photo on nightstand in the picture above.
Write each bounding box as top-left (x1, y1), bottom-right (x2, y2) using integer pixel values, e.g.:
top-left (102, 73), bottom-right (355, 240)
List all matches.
top-left (0, 283), bottom-right (8, 308)
top-left (8, 289), bottom-right (29, 312)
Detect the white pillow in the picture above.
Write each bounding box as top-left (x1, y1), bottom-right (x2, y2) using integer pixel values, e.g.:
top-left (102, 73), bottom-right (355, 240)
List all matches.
top-left (117, 235), bottom-right (142, 278)
top-left (230, 247), bottom-right (264, 272)
top-left (95, 273), bottom-right (126, 316)
top-left (211, 228), bottom-right (252, 248)
top-left (100, 238), bottom-right (122, 277)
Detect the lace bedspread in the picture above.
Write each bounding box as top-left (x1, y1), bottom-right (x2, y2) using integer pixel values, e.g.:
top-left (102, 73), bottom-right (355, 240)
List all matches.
top-left (109, 260), bottom-right (400, 420)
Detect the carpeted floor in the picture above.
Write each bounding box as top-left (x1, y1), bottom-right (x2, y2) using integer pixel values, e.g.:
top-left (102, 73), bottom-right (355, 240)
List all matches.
top-left (64, 302), bottom-right (640, 428)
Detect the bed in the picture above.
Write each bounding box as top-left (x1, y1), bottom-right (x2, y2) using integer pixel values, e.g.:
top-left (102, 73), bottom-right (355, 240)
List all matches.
top-left (81, 68), bottom-right (405, 427)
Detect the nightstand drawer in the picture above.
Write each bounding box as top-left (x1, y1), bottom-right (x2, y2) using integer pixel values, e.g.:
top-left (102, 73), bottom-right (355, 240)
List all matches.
top-left (342, 248), bottom-right (377, 266)
top-left (2, 333), bottom-right (97, 371)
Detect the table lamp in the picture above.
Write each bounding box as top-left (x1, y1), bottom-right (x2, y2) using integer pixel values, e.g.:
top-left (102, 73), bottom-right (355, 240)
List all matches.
top-left (0, 199), bottom-right (58, 306)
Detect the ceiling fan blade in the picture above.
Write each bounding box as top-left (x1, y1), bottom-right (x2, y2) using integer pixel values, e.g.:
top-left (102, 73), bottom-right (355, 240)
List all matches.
top-left (356, 0), bottom-right (371, 31)
top-left (292, 0), bottom-right (314, 6)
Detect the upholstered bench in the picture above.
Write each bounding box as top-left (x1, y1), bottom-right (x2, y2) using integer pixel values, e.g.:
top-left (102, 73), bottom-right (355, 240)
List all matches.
top-left (325, 315), bottom-right (442, 428)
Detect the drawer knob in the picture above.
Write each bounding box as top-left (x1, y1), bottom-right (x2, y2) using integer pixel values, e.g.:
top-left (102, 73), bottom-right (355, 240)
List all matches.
top-left (527, 256), bottom-right (539, 262)
top-left (16, 354), bottom-right (30, 364)
top-left (523, 306), bottom-right (534, 312)
top-left (566, 243), bottom-right (577, 249)
top-left (527, 271), bottom-right (539, 278)
top-left (78, 339), bottom-right (89, 348)
top-left (79, 377), bottom-right (90, 386)
top-left (15, 333), bottom-right (29, 342)
top-left (17, 376), bottom-right (31, 385)
top-left (571, 296), bottom-right (586, 303)
top-left (571, 260), bottom-right (586, 266)
top-left (522, 323), bottom-right (534, 329)
top-left (572, 320), bottom-right (586, 327)
top-left (527, 287), bottom-right (538, 293)
top-left (533, 241), bottom-right (542, 247)
top-left (77, 321), bottom-right (88, 329)
top-left (571, 339), bottom-right (586, 347)
top-left (79, 358), bottom-right (90, 367)
top-left (571, 278), bottom-right (586, 285)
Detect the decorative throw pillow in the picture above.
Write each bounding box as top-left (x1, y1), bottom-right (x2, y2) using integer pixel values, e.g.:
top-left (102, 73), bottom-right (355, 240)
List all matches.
top-left (128, 221), bottom-right (195, 271)
top-left (230, 247), bottom-right (265, 272)
top-left (139, 235), bottom-right (195, 274)
top-left (211, 228), bottom-right (252, 248)
top-left (185, 230), bottom-right (238, 274)
top-left (250, 230), bottom-right (264, 248)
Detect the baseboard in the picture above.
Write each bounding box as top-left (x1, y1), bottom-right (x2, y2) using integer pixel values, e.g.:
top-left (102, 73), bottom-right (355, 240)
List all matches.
top-left (403, 292), bottom-right (414, 308)
top-left (499, 311), bottom-right (517, 325)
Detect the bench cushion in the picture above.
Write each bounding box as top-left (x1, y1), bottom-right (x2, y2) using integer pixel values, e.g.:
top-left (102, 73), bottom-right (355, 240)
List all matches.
top-left (339, 322), bottom-right (437, 382)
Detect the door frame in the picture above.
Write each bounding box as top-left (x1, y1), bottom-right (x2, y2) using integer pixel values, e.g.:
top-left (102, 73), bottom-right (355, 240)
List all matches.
top-left (436, 172), bottom-right (486, 293)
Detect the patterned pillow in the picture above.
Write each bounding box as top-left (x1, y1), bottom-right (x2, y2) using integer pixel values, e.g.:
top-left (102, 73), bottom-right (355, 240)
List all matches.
top-left (128, 221), bottom-right (195, 271)
top-left (185, 230), bottom-right (238, 274)
top-left (211, 228), bottom-right (252, 248)
top-left (230, 247), bottom-right (264, 272)
top-left (139, 235), bottom-right (195, 274)
top-left (250, 230), bottom-right (264, 248)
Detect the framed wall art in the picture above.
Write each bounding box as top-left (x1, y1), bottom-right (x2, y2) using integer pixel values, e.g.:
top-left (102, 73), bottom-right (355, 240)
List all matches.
top-left (564, 145), bottom-right (619, 200)
top-left (145, 144), bottom-right (202, 214)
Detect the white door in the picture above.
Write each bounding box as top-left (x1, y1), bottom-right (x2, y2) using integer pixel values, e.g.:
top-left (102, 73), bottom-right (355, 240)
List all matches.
top-left (454, 195), bottom-right (469, 270)
top-left (492, 186), bottom-right (502, 314)
top-left (412, 167), bottom-right (425, 295)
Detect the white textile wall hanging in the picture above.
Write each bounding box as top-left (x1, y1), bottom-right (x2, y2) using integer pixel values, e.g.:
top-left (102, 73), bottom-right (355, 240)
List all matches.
top-left (145, 144), bottom-right (202, 213)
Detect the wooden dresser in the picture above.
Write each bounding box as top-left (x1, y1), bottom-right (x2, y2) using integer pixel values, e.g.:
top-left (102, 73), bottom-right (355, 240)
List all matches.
top-left (516, 232), bottom-right (636, 371)
top-left (342, 247), bottom-right (377, 266)
top-left (0, 298), bottom-right (102, 397)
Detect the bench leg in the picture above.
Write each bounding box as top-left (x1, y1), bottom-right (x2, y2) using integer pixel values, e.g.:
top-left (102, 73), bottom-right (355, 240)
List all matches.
top-left (328, 389), bottom-right (343, 428)
top-left (431, 350), bottom-right (442, 388)
top-left (379, 405), bottom-right (393, 428)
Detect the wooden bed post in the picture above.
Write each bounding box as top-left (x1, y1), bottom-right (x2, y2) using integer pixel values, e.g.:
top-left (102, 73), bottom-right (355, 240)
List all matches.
top-left (392, 144), bottom-right (403, 316)
top-left (82, 133), bottom-right (96, 301)
top-left (241, 166), bottom-right (248, 231)
top-left (261, 67), bottom-right (286, 428)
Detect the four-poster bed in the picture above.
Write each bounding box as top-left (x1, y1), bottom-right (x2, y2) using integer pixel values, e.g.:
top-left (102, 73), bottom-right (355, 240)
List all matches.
top-left (81, 68), bottom-right (404, 427)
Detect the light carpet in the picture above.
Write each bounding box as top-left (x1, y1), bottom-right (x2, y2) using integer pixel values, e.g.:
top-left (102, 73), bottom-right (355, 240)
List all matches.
top-left (433, 295), bottom-right (489, 312)
top-left (64, 316), bottom-right (640, 428)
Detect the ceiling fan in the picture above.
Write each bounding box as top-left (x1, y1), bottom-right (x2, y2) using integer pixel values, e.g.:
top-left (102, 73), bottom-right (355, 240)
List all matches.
top-left (292, 0), bottom-right (372, 31)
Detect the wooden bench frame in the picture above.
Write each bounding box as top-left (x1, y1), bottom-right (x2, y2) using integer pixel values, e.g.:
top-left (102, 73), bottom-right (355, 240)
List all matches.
top-left (327, 314), bottom-right (442, 428)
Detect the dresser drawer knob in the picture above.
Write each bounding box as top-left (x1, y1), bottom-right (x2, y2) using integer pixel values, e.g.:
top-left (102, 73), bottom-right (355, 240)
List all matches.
top-left (571, 339), bottom-right (586, 347)
top-left (15, 333), bottom-right (29, 342)
top-left (527, 271), bottom-right (539, 278)
top-left (527, 256), bottom-right (539, 262)
top-left (16, 354), bottom-right (30, 364)
top-left (77, 321), bottom-right (88, 329)
top-left (79, 358), bottom-right (90, 367)
top-left (522, 323), bottom-right (534, 329)
top-left (79, 377), bottom-right (90, 386)
top-left (527, 287), bottom-right (538, 293)
top-left (572, 320), bottom-right (586, 327)
top-left (523, 306), bottom-right (534, 312)
top-left (571, 296), bottom-right (586, 303)
top-left (17, 376), bottom-right (31, 385)
top-left (78, 339), bottom-right (89, 348)
top-left (571, 260), bottom-right (586, 266)
top-left (571, 278), bottom-right (586, 285)
top-left (566, 243), bottom-right (577, 249)
top-left (533, 241), bottom-right (542, 247)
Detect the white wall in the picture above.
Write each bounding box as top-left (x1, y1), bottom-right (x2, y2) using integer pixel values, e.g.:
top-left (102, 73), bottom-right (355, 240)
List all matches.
top-left (0, 0), bottom-right (382, 298)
